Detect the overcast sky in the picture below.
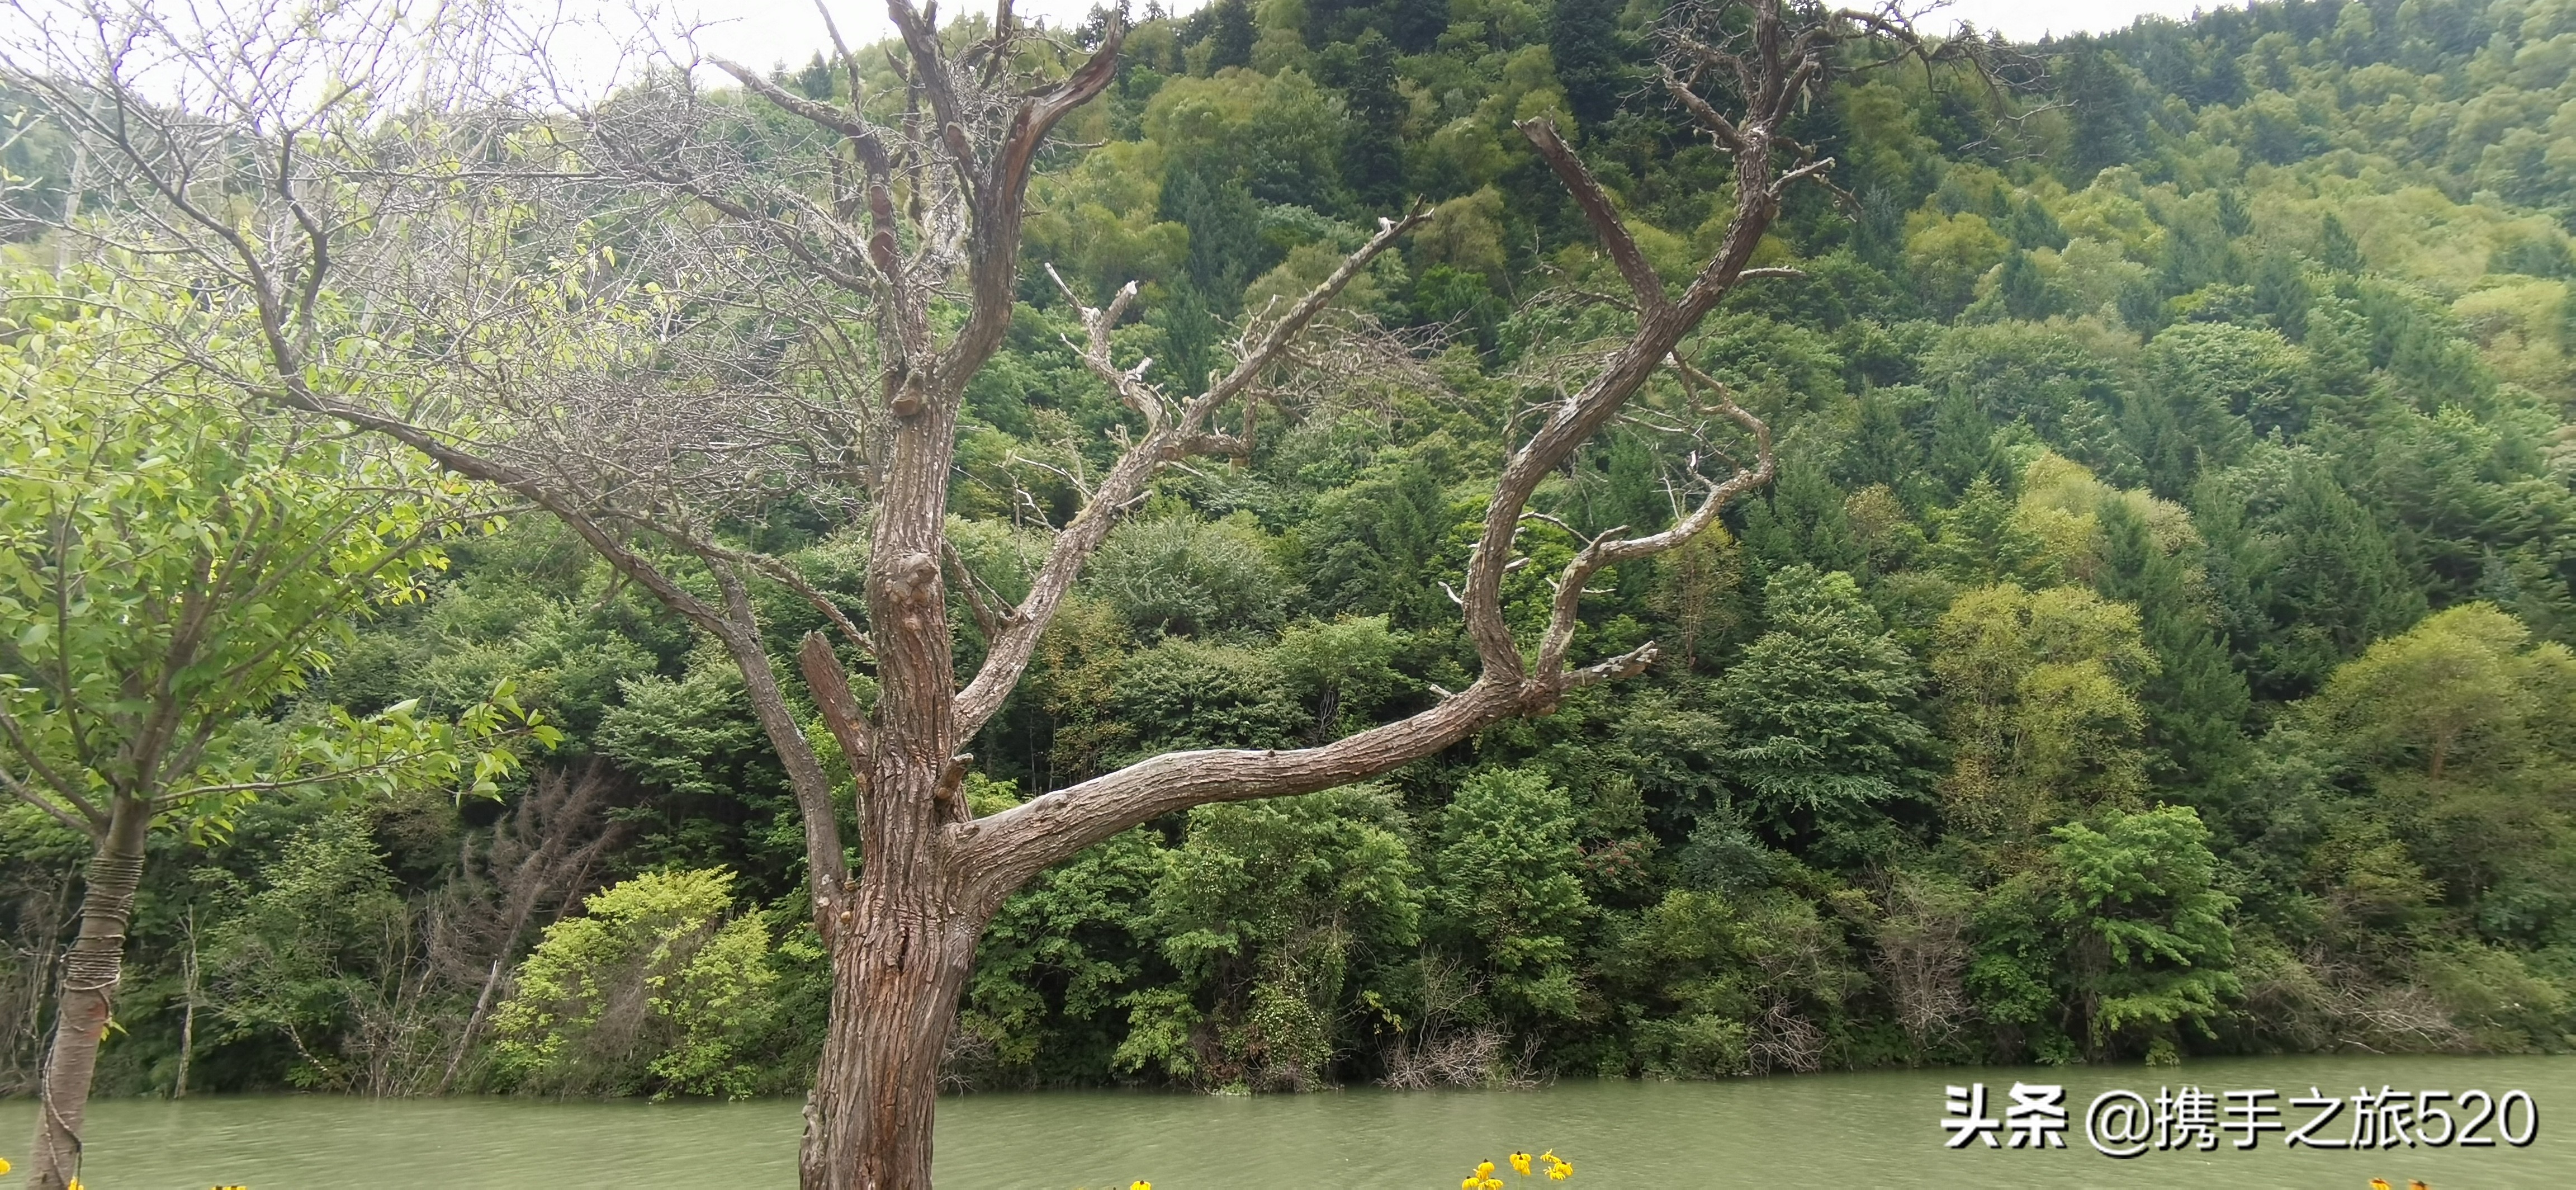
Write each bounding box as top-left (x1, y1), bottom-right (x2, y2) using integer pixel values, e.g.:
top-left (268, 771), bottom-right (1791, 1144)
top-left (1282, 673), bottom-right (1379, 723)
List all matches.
top-left (642, 1), bottom-right (2236, 78)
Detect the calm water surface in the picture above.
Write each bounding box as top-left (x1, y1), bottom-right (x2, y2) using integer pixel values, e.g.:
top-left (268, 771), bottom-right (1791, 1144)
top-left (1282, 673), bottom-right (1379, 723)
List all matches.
top-left (0, 1054), bottom-right (2564, 1188)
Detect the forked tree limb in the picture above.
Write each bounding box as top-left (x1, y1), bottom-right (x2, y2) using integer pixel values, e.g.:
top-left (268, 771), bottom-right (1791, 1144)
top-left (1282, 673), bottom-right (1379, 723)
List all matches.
top-left (1532, 356), bottom-right (1773, 678)
top-left (1519, 118), bottom-right (1669, 317)
top-left (951, 209), bottom-right (1427, 735)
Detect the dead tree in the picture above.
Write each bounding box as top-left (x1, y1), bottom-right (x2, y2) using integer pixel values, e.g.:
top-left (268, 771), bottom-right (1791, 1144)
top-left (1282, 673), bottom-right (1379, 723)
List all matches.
top-left (1, 0), bottom-right (1985, 1184)
top-left (429, 759), bottom-right (631, 1093)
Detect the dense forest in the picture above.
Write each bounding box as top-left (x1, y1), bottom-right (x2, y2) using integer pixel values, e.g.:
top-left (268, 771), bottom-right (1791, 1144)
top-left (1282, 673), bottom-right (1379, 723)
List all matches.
top-left (6, 0), bottom-right (2576, 1107)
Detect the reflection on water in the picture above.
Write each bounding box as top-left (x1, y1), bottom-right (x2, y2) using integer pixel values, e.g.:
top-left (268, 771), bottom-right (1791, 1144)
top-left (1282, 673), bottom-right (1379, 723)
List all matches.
top-left (0, 1053), bottom-right (2564, 1188)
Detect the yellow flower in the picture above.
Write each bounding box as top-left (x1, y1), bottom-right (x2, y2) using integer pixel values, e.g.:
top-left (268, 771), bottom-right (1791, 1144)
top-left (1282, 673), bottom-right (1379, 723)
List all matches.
top-left (1130, 1182), bottom-right (1152, 1190)
top-left (1464, 1177), bottom-right (1480, 1190)
top-left (0, 1156), bottom-right (10, 1174)
top-left (1510, 1152), bottom-right (1533, 1175)
top-left (1476, 1161), bottom-right (1495, 1177)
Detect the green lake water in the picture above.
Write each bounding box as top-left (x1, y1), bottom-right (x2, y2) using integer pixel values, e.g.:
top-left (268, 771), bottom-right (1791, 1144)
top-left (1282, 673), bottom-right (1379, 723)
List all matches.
top-left (1, 1053), bottom-right (2565, 1188)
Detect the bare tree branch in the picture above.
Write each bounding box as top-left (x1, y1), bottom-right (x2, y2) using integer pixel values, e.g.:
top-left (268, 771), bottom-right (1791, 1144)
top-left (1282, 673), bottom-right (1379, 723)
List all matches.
top-left (1519, 119), bottom-right (1669, 315)
top-left (952, 209), bottom-right (1427, 734)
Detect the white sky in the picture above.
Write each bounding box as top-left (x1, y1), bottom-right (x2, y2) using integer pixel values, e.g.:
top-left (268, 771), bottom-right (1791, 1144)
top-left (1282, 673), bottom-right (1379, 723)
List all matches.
top-left (654, 1), bottom-right (2238, 77)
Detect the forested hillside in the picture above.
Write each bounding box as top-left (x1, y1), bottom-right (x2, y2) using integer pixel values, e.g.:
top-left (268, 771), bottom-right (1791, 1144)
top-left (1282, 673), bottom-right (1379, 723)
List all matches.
top-left (7, 0), bottom-right (2575, 1101)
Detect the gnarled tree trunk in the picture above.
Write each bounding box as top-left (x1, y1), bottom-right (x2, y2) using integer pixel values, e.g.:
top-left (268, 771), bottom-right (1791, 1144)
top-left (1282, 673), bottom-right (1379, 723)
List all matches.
top-left (808, 835), bottom-right (985, 1188)
top-left (27, 796), bottom-right (147, 1190)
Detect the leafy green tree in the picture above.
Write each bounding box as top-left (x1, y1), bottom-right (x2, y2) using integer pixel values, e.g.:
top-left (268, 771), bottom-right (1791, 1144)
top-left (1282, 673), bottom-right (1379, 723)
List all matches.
top-left (1086, 513), bottom-right (1288, 638)
top-left (0, 306), bottom-right (553, 1179)
top-left (1711, 566), bottom-right (1934, 863)
top-left (1273, 615), bottom-right (1408, 741)
top-left (1105, 638), bottom-right (1307, 757)
top-left (201, 813), bottom-right (411, 1090)
top-left (2047, 805), bottom-right (2241, 1060)
top-left (2303, 605), bottom-right (2576, 950)
top-left (957, 782), bottom-right (1164, 1086)
top-left (1605, 886), bottom-right (1863, 1077)
top-left (1933, 584), bottom-right (2158, 837)
top-left (25, 0), bottom-right (2576, 1149)
top-left (491, 867), bottom-right (776, 1098)
top-left (1431, 768), bottom-right (1593, 1022)
top-left (1117, 785), bottom-right (1420, 1089)
top-left (1967, 805), bottom-right (2239, 1064)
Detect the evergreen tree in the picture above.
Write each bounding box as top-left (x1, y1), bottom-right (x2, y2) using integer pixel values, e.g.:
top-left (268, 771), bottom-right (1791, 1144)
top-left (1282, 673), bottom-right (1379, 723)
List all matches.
top-left (1147, 282), bottom-right (1221, 395)
top-left (2215, 188), bottom-right (2253, 239)
top-left (2202, 460), bottom-right (2426, 700)
top-left (2092, 498), bottom-right (2248, 790)
top-left (1303, 0), bottom-right (1360, 45)
top-left (1928, 477), bottom-right (2058, 588)
top-left (1158, 159), bottom-right (1267, 312)
top-left (1432, 768), bottom-right (1593, 1021)
top-left (1840, 387), bottom-right (1926, 503)
top-left (1711, 566), bottom-right (1935, 863)
top-left (1550, 0), bottom-right (1626, 130)
top-left (1737, 459), bottom-right (1865, 578)
top-left (2319, 212), bottom-right (2365, 275)
top-left (1205, 0), bottom-right (1255, 70)
top-left (1343, 30), bottom-right (1406, 211)
top-left (1998, 251), bottom-right (2052, 320)
top-left (1386, 0), bottom-right (1449, 53)
top-left (2249, 252), bottom-right (2313, 339)
top-left (2063, 47), bottom-right (2147, 177)
top-left (2003, 196), bottom-right (2067, 251)
top-left (1928, 388), bottom-right (2007, 498)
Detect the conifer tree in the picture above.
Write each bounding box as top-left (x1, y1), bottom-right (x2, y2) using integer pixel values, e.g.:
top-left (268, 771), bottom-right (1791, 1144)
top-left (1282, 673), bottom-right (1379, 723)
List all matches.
top-left (2091, 498), bottom-right (2248, 790)
top-left (1712, 566), bottom-right (1934, 862)
top-left (1204, 0), bottom-right (1254, 70)
top-left (1343, 30), bottom-right (1407, 211)
top-left (1551, 0), bottom-right (1626, 130)
top-left (2063, 47), bottom-right (2146, 177)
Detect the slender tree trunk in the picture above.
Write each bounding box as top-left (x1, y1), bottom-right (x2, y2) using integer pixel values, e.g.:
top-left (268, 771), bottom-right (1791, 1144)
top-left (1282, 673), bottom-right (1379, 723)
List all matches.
top-left (437, 957), bottom-right (508, 1095)
top-left (173, 907), bottom-right (197, 1099)
top-left (28, 795), bottom-right (148, 1190)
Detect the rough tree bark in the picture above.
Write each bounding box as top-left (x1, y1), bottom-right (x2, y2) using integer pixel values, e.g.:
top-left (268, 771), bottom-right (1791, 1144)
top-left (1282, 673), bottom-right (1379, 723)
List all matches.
top-left (25, 796), bottom-right (146, 1189)
top-left (1, 1), bottom-right (1982, 1184)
